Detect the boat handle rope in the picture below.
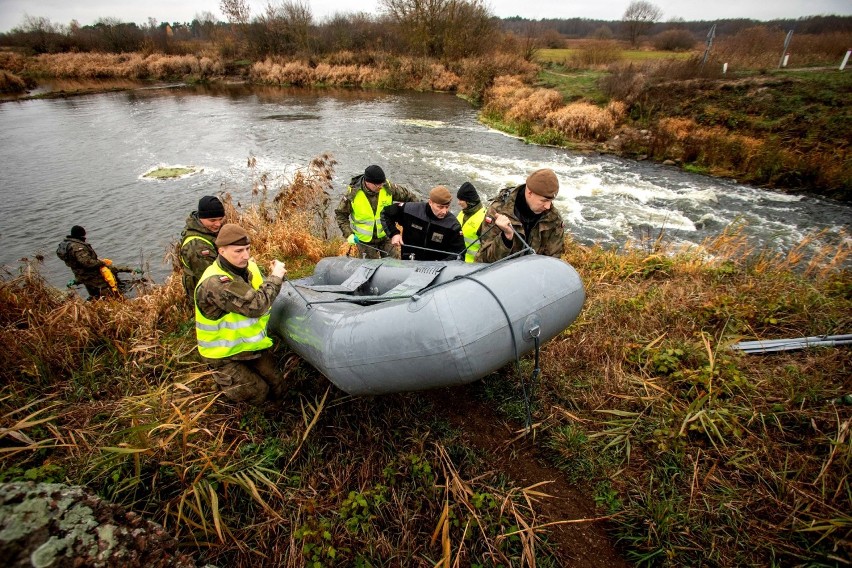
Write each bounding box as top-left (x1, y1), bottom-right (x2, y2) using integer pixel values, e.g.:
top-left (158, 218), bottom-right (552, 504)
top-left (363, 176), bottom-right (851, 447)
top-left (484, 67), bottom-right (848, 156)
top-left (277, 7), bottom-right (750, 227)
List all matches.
top-left (455, 274), bottom-right (539, 432)
top-left (282, 275), bottom-right (314, 308)
top-left (447, 218), bottom-right (500, 261)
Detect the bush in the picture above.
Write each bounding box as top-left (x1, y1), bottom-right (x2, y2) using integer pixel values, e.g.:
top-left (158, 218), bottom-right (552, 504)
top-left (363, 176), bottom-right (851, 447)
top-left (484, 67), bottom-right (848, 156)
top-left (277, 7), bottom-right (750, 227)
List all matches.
top-left (0, 70), bottom-right (26, 93)
top-left (651, 29), bottom-right (696, 51)
top-left (568, 40), bottom-right (623, 68)
top-left (544, 101), bottom-right (616, 141)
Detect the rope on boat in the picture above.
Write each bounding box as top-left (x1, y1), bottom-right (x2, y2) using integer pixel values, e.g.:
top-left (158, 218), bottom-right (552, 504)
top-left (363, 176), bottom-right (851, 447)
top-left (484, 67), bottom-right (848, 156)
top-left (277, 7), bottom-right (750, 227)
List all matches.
top-left (454, 270), bottom-right (538, 432)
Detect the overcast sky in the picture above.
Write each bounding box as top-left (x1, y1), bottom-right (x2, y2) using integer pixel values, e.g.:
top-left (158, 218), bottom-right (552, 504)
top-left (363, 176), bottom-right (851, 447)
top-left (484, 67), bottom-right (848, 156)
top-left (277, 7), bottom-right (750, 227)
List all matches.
top-left (1, 0), bottom-right (849, 32)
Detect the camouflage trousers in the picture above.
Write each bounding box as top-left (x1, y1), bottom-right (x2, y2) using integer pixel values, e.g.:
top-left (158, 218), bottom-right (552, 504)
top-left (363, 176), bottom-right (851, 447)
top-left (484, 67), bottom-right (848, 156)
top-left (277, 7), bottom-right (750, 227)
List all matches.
top-left (208, 350), bottom-right (287, 405)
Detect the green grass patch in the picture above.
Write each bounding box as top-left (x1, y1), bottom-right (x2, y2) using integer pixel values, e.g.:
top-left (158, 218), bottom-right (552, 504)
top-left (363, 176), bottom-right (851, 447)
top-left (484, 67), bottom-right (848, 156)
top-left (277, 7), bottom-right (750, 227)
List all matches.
top-left (536, 68), bottom-right (609, 104)
top-left (536, 48), bottom-right (693, 64)
top-left (143, 166), bottom-right (200, 179)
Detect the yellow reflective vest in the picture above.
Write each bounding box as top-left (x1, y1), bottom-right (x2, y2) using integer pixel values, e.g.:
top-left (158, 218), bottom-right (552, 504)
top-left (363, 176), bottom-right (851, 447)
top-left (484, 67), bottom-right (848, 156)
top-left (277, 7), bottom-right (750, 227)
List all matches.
top-left (350, 187), bottom-right (392, 242)
top-left (180, 234), bottom-right (215, 268)
top-left (195, 260), bottom-right (273, 359)
top-left (457, 207), bottom-right (486, 263)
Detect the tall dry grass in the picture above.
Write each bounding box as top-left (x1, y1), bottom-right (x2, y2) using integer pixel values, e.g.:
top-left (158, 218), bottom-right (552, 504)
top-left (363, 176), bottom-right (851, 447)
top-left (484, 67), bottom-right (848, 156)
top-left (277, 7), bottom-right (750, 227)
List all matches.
top-left (544, 101), bottom-right (624, 141)
top-left (482, 75), bottom-right (621, 142)
top-left (18, 52), bottom-right (225, 80)
top-left (531, 226), bottom-right (852, 566)
top-left (652, 116), bottom-right (765, 174)
top-left (249, 55), bottom-right (468, 92)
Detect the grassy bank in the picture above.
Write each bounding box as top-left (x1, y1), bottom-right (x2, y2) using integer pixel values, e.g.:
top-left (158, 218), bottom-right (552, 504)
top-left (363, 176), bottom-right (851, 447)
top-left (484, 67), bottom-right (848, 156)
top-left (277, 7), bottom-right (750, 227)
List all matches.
top-left (2, 156), bottom-right (849, 566)
top-left (487, 42), bottom-right (852, 200)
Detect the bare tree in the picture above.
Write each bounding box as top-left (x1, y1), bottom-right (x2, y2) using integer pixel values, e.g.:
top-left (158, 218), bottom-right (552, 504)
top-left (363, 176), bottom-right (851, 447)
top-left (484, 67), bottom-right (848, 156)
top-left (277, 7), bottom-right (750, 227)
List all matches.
top-left (380, 0), bottom-right (495, 58)
top-left (220, 0), bottom-right (250, 25)
top-left (622, 0), bottom-right (662, 46)
top-left (255, 1), bottom-right (314, 56)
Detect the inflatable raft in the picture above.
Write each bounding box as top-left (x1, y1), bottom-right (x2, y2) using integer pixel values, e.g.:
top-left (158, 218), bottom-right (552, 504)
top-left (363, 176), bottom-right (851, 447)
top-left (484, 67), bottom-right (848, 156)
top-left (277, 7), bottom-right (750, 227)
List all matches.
top-left (268, 255), bottom-right (585, 395)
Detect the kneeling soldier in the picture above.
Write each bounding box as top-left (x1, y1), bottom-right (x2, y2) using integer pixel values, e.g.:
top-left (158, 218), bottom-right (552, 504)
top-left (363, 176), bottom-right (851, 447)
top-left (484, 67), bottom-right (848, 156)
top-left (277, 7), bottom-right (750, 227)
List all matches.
top-left (194, 223), bottom-right (288, 404)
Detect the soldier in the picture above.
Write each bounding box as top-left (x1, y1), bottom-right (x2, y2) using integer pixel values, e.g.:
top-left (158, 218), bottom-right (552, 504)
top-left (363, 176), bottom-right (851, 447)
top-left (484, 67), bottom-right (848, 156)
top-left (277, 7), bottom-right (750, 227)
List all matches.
top-left (380, 185), bottom-right (465, 261)
top-left (334, 164), bottom-right (418, 259)
top-left (194, 223), bottom-right (288, 405)
top-left (456, 182), bottom-right (486, 263)
top-left (475, 168), bottom-right (565, 263)
top-left (56, 225), bottom-right (128, 299)
top-left (180, 195), bottom-right (225, 301)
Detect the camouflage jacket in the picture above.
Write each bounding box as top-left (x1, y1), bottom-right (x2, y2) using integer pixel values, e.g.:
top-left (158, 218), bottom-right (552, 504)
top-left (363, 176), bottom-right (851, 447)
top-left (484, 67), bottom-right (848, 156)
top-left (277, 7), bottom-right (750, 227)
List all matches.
top-left (474, 185), bottom-right (565, 263)
top-left (179, 212), bottom-right (218, 297)
top-left (195, 258), bottom-right (284, 362)
top-left (334, 174), bottom-right (418, 239)
top-left (56, 236), bottom-right (107, 289)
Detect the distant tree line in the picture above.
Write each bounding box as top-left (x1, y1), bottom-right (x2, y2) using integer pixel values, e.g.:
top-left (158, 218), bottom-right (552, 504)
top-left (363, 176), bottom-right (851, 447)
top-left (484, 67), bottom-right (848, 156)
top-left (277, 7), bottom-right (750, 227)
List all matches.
top-left (502, 14), bottom-right (852, 42)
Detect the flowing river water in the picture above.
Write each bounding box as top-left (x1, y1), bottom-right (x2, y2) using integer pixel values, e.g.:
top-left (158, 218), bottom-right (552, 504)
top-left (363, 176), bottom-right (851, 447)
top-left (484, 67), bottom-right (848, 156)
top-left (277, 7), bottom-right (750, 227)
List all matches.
top-left (1, 83), bottom-right (849, 291)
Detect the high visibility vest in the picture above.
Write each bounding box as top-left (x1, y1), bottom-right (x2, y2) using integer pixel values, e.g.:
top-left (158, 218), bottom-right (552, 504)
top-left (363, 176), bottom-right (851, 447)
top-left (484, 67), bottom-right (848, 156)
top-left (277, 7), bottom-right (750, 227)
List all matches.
top-left (350, 187), bottom-right (392, 242)
top-left (457, 208), bottom-right (486, 263)
top-left (180, 234), bottom-right (216, 268)
top-left (195, 260), bottom-right (272, 359)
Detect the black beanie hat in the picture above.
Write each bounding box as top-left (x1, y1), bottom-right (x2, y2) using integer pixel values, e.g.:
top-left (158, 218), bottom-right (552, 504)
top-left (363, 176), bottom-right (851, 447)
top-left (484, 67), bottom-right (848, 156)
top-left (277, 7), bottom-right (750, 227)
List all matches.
top-left (364, 165), bottom-right (386, 185)
top-left (198, 195), bottom-right (225, 219)
top-left (457, 182), bottom-right (479, 203)
top-left (70, 225), bottom-right (86, 238)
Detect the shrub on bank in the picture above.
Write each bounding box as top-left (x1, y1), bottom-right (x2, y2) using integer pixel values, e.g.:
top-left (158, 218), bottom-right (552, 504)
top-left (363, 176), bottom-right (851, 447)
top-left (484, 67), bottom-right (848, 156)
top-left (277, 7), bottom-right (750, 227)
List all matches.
top-left (545, 101), bottom-right (621, 141)
top-left (0, 70), bottom-right (26, 93)
top-left (568, 40), bottom-right (623, 68)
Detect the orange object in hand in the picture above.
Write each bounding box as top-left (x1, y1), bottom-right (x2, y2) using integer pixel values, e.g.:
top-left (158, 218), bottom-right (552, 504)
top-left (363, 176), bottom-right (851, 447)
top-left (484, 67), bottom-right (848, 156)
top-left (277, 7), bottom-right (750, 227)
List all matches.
top-left (100, 266), bottom-right (119, 294)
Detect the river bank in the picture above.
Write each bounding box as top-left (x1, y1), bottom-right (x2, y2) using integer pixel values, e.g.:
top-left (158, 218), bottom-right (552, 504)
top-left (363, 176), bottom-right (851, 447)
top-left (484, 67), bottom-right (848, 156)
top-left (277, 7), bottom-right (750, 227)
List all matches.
top-left (2, 50), bottom-right (849, 202)
top-left (2, 155), bottom-right (849, 566)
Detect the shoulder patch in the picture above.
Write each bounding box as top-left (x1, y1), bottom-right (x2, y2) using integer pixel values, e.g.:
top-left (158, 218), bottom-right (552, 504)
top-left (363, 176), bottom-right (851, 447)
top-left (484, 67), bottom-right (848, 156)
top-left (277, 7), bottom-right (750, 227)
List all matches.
top-left (201, 250), bottom-right (211, 256)
top-left (218, 275), bottom-right (232, 283)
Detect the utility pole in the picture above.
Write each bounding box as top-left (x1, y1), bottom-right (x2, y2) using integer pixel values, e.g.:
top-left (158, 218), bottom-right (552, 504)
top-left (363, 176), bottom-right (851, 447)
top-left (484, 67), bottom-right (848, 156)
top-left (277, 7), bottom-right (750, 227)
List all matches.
top-left (702, 23), bottom-right (716, 66)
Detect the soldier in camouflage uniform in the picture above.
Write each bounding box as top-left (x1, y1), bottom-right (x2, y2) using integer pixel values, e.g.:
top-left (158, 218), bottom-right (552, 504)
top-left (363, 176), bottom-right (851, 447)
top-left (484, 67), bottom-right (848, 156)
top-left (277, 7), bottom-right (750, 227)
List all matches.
top-left (56, 225), bottom-right (121, 299)
top-left (475, 169), bottom-right (565, 263)
top-left (194, 224), bottom-right (288, 404)
top-left (180, 195), bottom-right (225, 301)
top-left (334, 164), bottom-right (418, 259)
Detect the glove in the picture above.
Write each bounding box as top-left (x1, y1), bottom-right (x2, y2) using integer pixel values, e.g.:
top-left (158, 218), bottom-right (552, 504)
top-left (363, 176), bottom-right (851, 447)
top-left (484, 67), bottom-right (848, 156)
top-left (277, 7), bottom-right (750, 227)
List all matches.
top-left (347, 234), bottom-right (359, 245)
top-left (66, 279), bottom-right (78, 288)
top-left (101, 258), bottom-right (113, 266)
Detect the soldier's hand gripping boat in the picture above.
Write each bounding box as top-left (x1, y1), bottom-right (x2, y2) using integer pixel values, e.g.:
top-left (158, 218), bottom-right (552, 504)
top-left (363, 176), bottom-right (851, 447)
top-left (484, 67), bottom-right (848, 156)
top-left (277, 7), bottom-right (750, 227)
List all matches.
top-left (268, 255), bottom-right (585, 395)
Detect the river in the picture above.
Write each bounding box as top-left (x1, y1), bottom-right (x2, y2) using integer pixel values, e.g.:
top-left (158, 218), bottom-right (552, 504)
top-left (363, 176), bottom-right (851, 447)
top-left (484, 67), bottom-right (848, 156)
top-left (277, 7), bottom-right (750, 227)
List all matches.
top-left (0, 83), bottom-right (848, 292)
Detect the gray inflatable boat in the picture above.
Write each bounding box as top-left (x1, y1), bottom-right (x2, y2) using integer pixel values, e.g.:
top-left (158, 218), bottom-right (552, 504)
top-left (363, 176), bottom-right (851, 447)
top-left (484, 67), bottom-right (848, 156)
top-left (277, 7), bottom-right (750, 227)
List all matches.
top-left (268, 255), bottom-right (585, 395)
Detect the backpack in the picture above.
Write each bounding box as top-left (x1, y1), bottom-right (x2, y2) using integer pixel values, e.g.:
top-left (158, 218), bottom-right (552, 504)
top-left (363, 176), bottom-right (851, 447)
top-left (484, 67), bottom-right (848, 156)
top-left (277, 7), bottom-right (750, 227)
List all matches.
top-left (56, 240), bottom-right (72, 262)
